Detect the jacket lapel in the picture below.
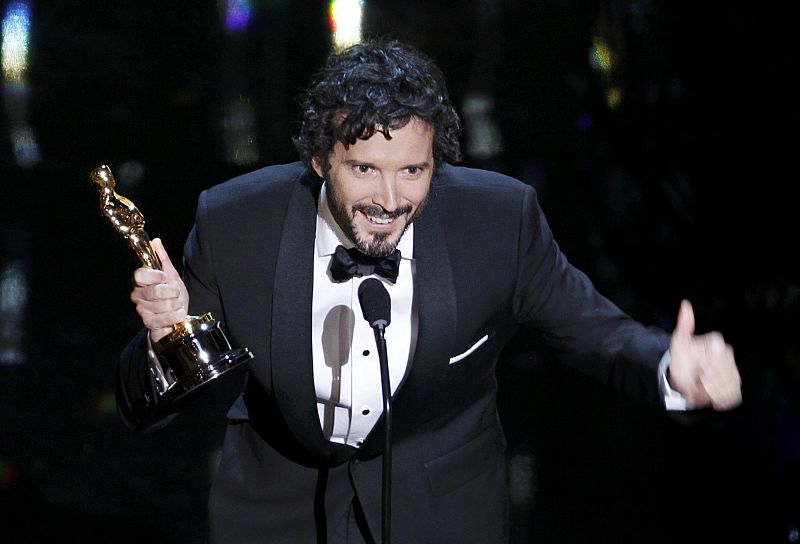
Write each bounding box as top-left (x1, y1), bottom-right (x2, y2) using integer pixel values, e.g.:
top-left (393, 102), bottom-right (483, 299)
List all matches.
top-left (270, 173), bottom-right (333, 460)
top-left (401, 183), bottom-right (457, 406)
top-left (359, 179), bottom-right (457, 454)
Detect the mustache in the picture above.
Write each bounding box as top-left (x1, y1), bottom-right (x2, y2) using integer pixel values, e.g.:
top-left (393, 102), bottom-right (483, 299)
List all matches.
top-left (352, 204), bottom-right (413, 218)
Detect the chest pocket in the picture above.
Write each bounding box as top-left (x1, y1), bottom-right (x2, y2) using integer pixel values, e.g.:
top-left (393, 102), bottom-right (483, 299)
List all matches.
top-left (448, 334), bottom-right (490, 365)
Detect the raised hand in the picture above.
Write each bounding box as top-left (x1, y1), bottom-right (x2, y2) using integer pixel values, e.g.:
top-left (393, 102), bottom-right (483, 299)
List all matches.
top-left (667, 300), bottom-right (742, 411)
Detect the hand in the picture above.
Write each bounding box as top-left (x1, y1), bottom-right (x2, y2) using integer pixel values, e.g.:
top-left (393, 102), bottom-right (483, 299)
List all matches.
top-left (130, 238), bottom-right (189, 343)
top-left (668, 299), bottom-right (742, 411)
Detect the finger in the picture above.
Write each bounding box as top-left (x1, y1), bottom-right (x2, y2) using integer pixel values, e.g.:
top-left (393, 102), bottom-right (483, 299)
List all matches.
top-left (132, 294), bottom-right (185, 315)
top-left (708, 387), bottom-right (742, 411)
top-left (701, 341), bottom-right (736, 378)
top-left (700, 367), bottom-right (740, 398)
top-left (132, 268), bottom-right (167, 288)
top-left (674, 299), bottom-right (695, 339)
top-left (132, 282), bottom-right (182, 302)
top-left (140, 308), bottom-right (187, 332)
top-left (150, 327), bottom-right (173, 343)
top-left (151, 238), bottom-right (181, 281)
top-left (700, 332), bottom-right (726, 369)
top-left (699, 347), bottom-right (742, 410)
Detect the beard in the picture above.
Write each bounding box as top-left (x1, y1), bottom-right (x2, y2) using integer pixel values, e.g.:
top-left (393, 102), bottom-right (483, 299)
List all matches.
top-left (327, 184), bottom-right (426, 258)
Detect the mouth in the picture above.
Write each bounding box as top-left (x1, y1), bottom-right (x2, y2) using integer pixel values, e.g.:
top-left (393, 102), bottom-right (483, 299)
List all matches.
top-left (364, 213), bottom-right (396, 226)
top-left (355, 205), bottom-right (412, 229)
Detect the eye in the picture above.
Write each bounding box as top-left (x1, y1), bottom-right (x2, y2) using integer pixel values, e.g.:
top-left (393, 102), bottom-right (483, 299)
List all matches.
top-left (352, 164), bottom-right (372, 176)
top-left (403, 165), bottom-right (426, 178)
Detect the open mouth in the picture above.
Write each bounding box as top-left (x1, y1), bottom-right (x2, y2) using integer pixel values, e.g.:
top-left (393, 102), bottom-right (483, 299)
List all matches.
top-left (355, 204), bottom-right (412, 228)
top-left (357, 209), bottom-right (408, 228)
top-left (366, 214), bottom-right (394, 225)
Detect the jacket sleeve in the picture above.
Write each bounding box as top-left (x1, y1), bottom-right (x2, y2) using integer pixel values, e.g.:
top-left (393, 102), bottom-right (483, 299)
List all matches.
top-left (512, 183), bottom-right (670, 407)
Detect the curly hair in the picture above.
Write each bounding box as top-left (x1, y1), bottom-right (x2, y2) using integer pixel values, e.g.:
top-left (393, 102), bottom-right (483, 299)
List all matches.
top-left (293, 39), bottom-right (462, 177)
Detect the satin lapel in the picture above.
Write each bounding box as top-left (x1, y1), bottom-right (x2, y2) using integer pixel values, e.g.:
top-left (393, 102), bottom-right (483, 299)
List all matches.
top-left (270, 174), bottom-right (330, 459)
top-left (396, 184), bottom-right (457, 414)
top-left (351, 184), bottom-right (457, 540)
top-left (360, 182), bottom-right (457, 457)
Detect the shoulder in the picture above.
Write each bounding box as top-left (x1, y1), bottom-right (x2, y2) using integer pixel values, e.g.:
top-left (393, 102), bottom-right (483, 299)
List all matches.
top-left (431, 163), bottom-right (536, 210)
top-left (193, 161), bottom-right (320, 231)
top-left (201, 162), bottom-right (315, 209)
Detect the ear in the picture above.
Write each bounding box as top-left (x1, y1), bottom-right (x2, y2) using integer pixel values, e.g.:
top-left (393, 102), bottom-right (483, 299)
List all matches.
top-left (311, 157), bottom-right (325, 179)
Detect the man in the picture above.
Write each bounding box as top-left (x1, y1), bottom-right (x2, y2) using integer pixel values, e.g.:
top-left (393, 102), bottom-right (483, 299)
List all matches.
top-left (120, 39), bottom-right (741, 543)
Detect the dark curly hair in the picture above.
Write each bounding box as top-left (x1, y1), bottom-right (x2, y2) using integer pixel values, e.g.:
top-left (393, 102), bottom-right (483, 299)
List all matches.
top-left (293, 39), bottom-right (462, 177)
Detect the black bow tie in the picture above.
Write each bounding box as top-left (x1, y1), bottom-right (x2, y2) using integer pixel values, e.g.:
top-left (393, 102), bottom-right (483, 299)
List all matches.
top-left (329, 245), bottom-right (401, 283)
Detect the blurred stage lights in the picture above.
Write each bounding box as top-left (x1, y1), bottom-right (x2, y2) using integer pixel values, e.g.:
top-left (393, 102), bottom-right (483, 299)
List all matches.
top-left (224, 0), bottom-right (252, 33)
top-left (590, 36), bottom-right (614, 74)
top-left (329, 0), bottom-right (363, 49)
top-left (2, 0), bottom-right (39, 167)
top-left (0, 260), bottom-right (28, 366)
top-left (95, 391), bottom-right (117, 420)
top-left (590, 34), bottom-right (623, 110)
top-left (9, 124), bottom-right (39, 166)
top-left (1, 1), bottom-right (30, 81)
top-left (605, 86), bottom-right (623, 110)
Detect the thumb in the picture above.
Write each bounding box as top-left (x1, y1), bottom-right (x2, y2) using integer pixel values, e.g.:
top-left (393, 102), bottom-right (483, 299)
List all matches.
top-left (151, 238), bottom-right (181, 281)
top-left (674, 299), bottom-right (695, 339)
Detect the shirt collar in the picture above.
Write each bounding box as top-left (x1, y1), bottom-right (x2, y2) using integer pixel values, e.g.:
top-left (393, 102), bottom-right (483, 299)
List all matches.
top-left (316, 183), bottom-right (414, 259)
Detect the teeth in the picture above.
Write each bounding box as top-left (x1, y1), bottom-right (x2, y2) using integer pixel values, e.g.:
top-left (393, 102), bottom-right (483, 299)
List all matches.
top-left (368, 215), bottom-right (391, 225)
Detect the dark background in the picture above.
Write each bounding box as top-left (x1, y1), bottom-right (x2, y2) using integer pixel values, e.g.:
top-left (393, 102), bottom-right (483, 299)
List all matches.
top-left (0, 1), bottom-right (797, 542)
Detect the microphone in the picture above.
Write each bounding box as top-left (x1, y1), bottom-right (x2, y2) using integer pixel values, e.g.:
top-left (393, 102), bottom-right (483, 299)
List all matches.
top-left (357, 277), bottom-right (393, 543)
top-left (358, 278), bottom-right (391, 329)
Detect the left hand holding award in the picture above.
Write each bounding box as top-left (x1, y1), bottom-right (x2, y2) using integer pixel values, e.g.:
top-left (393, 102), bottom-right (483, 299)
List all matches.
top-left (91, 165), bottom-right (252, 410)
top-left (131, 236), bottom-right (189, 343)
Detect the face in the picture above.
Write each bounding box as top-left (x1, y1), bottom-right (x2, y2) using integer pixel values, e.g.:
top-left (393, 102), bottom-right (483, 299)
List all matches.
top-left (313, 118), bottom-right (434, 257)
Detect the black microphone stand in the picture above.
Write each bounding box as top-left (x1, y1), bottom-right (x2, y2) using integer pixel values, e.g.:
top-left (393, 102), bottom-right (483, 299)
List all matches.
top-left (371, 322), bottom-right (392, 544)
top-left (358, 278), bottom-right (393, 544)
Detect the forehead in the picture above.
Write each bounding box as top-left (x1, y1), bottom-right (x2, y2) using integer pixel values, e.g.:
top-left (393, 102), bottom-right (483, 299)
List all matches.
top-left (335, 118), bottom-right (433, 164)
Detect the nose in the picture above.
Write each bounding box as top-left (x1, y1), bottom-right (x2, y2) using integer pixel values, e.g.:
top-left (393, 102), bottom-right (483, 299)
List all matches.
top-left (372, 175), bottom-right (399, 212)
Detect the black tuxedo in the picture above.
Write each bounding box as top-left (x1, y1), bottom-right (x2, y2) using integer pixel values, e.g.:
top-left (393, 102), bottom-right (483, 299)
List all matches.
top-left (119, 162), bottom-right (670, 543)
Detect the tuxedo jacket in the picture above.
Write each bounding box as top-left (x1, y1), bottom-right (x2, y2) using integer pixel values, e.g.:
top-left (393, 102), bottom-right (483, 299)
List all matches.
top-left (118, 162), bottom-right (670, 543)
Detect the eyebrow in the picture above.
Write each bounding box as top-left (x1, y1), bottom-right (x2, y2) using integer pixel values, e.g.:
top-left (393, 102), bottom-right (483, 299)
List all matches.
top-left (343, 160), bottom-right (431, 170)
top-left (343, 159), bottom-right (374, 167)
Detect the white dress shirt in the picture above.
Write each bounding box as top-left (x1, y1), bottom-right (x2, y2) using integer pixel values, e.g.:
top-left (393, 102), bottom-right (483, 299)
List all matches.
top-left (311, 184), bottom-right (417, 447)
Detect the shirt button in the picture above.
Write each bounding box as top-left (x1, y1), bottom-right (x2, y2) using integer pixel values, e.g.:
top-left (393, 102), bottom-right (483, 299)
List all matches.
top-left (362, 349), bottom-right (370, 356)
top-left (361, 407), bottom-right (371, 416)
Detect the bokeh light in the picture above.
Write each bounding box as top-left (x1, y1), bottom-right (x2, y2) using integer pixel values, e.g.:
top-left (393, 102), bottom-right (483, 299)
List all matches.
top-left (329, 0), bottom-right (363, 49)
top-left (1, 1), bottom-right (31, 81)
top-left (224, 0), bottom-right (252, 33)
top-left (590, 35), bottom-right (613, 74)
top-left (605, 86), bottom-right (623, 110)
top-left (0, 260), bottom-right (28, 365)
top-left (95, 391), bottom-right (117, 421)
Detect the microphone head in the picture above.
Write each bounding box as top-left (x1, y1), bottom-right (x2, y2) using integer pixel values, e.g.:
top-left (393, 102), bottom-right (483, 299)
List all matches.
top-left (358, 278), bottom-right (391, 329)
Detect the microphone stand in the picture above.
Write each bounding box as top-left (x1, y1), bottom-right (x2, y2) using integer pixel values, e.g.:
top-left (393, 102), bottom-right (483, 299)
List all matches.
top-left (358, 277), bottom-right (393, 543)
top-left (372, 323), bottom-right (392, 544)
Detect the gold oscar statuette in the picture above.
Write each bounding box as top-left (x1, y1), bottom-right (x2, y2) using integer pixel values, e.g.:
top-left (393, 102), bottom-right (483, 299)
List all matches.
top-left (91, 165), bottom-right (252, 407)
